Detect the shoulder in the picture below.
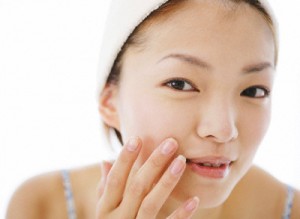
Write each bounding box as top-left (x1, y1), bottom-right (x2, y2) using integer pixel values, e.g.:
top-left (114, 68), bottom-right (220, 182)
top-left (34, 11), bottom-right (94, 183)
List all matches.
top-left (6, 163), bottom-right (102, 219)
top-left (246, 165), bottom-right (300, 215)
top-left (234, 165), bottom-right (300, 218)
top-left (6, 170), bottom-right (68, 219)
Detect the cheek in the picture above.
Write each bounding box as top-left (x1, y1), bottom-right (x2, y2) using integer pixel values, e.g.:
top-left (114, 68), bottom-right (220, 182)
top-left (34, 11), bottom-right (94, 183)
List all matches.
top-left (118, 92), bottom-right (193, 163)
top-left (238, 104), bottom-right (271, 165)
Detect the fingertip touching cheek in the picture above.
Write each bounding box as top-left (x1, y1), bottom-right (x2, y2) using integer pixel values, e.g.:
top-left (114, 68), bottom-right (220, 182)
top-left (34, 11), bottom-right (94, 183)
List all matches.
top-left (101, 0), bottom-right (277, 208)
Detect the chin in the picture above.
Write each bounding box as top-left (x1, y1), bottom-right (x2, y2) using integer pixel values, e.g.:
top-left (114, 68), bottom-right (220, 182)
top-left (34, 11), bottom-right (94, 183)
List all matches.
top-left (199, 189), bottom-right (232, 208)
top-left (173, 169), bottom-right (240, 209)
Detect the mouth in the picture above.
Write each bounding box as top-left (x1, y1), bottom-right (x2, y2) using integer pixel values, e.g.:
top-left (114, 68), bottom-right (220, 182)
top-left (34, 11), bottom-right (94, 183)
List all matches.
top-left (186, 157), bottom-right (234, 179)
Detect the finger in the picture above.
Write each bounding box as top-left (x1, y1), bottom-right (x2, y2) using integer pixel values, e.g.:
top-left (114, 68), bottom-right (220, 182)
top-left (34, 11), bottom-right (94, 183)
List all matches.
top-left (137, 155), bottom-right (186, 219)
top-left (98, 137), bottom-right (141, 211)
top-left (97, 161), bottom-right (113, 198)
top-left (167, 197), bottom-right (199, 219)
top-left (120, 138), bottom-right (178, 217)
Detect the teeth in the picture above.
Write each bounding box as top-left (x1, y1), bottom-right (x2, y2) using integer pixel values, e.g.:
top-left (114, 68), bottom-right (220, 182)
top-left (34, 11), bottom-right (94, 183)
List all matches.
top-left (201, 162), bottom-right (222, 168)
top-left (212, 163), bottom-right (222, 168)
top-left (202, 162), bottom-right (213, 167)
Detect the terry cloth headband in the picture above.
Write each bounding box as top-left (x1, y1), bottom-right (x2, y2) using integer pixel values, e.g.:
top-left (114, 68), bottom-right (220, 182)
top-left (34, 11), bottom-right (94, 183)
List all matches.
top-left (96, 0), bottom-right (278, 96)
top-left (96, 0), bottom-right (169, 95)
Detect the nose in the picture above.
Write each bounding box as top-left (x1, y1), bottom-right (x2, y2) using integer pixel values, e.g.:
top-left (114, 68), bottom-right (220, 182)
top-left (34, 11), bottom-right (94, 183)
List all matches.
top-left (196, 99), bottom-right (238, 143)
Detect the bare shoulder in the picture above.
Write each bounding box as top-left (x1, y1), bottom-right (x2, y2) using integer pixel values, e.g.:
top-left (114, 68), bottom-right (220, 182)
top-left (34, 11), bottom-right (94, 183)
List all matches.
top-left (6, 170), bottom-right (68, 219)
top-left (6, 163), bottom-right (102, 219)
top-left (247, 164), bottom-right (300, 216)
top-left (234, 165), bottom-right (300, 218)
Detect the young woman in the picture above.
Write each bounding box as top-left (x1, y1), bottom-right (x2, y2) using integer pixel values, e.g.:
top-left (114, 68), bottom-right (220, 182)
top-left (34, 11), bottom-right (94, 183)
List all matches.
top-left (6, 0), bottom-right (300, 218)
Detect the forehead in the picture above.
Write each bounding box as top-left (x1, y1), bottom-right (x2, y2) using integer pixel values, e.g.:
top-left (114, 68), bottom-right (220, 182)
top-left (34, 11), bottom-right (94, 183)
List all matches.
top-left (125, 0), bottom-right (275, 70)
top-left (143, 0), bottom-right (271, 33)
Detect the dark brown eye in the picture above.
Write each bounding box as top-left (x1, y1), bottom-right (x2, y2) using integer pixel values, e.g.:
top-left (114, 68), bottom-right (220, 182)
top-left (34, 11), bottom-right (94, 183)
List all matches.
top-left (165, 79), bottom-right (196, 91)
top-left (241, 86), bottom-right (270, 98)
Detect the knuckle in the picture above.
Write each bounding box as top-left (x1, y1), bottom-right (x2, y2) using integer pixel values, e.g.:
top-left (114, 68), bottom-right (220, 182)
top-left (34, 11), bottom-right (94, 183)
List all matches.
top-left (161, 175), bottom-right (176, 189)
top-left (128, 179), bottom-right (146, 197)
top-left (140, 198), bottom-right (159, 215)
top-left (106, 172), bottom-right (120, 187)
top-left (150, 155), bottom-right (164, 168)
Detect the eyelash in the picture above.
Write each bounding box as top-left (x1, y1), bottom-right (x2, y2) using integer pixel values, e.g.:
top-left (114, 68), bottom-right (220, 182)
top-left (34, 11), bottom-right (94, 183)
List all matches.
top-left (164, 78), bottom-right (270, 98)
top-left (164, 78), bottom-right (198, 92)
top-left (240, 86), bottom-right (270, 98)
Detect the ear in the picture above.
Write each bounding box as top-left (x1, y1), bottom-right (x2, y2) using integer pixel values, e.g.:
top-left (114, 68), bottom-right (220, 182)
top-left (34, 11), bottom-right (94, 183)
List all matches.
top-left (98, 84), bottom-right (120, 130)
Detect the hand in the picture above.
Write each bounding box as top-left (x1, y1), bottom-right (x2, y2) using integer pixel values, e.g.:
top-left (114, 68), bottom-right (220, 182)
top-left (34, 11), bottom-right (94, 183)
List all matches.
top-left (96, 137), bottom-right (199, 219)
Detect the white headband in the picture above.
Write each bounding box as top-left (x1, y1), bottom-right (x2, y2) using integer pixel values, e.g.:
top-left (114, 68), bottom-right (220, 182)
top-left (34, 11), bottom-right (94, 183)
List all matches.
top-left (96, 0), bottom-right (169, 96)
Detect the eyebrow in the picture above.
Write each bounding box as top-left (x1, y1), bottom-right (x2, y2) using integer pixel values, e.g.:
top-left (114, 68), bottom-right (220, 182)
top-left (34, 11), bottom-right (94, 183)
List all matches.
top-left (158, 53), bottom-right (211, 70)
top-left (242, 62), bottom-right (274, 74)
top-left (158, 53), bottom-right (273, 74)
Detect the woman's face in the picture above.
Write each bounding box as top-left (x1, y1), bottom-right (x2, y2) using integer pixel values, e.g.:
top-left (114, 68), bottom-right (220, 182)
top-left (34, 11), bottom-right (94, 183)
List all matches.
top-left (105, 0), bottom-right (275, 208)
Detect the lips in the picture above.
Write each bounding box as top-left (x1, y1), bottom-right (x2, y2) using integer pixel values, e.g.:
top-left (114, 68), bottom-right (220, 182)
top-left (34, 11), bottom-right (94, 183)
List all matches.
top-left (186, 156), bottom-right (234, 179)
top-left (186, 157), bottom-right (233, 166)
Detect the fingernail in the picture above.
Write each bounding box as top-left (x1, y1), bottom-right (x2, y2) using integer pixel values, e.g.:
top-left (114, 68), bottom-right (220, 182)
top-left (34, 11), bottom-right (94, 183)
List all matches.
top-left (126, 137), bottom-right (139, 152)
top-left (185, 197), bottom-right (199, 212)
top-left (161, 138), bottom-right (177, 155)
top-left (170, 155), bottom-right (186, 175)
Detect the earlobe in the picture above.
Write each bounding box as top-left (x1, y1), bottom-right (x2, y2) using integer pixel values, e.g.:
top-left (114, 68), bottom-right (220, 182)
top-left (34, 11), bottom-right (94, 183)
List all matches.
top-left (98, 84), bottom-right (120, 130)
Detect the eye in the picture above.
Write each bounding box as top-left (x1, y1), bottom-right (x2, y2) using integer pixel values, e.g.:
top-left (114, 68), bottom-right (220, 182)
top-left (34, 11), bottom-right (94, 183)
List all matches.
top-left (164, 78), bottom-right (197, 91)
top-left (241, 86), bottom-right (270, 98)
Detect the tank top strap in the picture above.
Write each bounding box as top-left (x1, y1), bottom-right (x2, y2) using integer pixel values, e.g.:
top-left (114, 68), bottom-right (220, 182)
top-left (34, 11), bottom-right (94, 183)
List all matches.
top-left (62, 169), bottom-right (78, 219)
top-left (282, 184), bottom-right (295, 219)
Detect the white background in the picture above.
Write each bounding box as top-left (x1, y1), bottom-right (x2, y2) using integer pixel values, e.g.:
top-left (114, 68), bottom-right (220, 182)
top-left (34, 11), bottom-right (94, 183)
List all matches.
top-left (0, 0), bottom-right (299, 217)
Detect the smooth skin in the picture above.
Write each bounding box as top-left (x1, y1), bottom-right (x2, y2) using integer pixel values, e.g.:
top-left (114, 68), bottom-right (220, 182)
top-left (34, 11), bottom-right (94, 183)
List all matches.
top-left (6, 0), bottom-right (300, 218)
